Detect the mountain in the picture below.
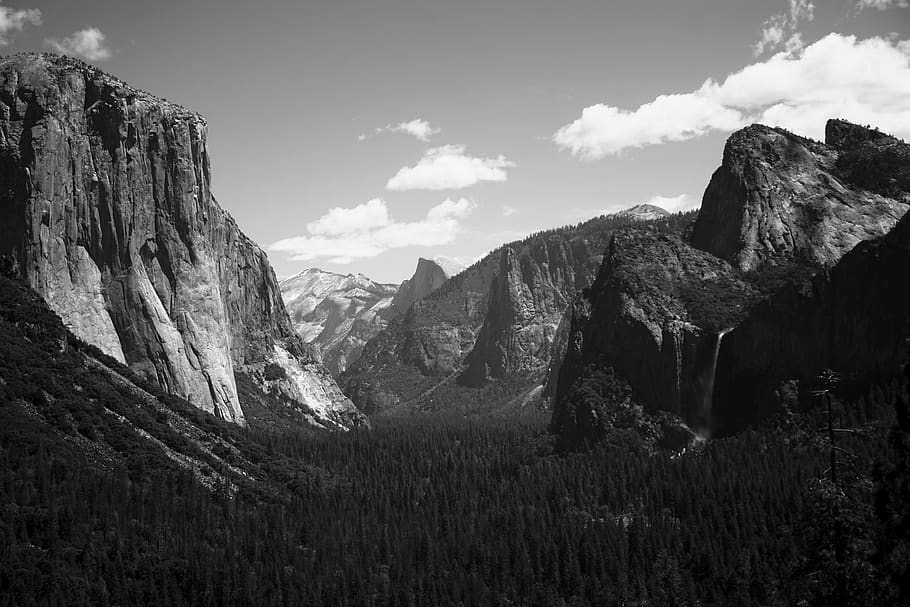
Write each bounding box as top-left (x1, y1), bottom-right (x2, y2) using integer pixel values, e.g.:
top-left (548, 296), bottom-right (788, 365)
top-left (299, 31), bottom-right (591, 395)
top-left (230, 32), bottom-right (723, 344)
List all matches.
top-left (616, 203), bottom-right (671, 221)
top-left (385, 257), bottom-right (461, 318)
top-left (0, 53), bottom-right (365, 429)
top-left (342, 211), bottom-right (692, 415)
top-left (691, 121), bottom-right (907, 272)
top-left (0, 273), bottom-right (328, 496)
top-left (550, 120), bottom-right (910, 449)
top-left (280, 268), bottom-right (397, 376)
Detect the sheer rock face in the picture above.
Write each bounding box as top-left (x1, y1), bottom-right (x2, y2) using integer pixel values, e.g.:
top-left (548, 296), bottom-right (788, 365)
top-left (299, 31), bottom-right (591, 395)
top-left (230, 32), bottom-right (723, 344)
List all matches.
top-left (459, 236), bottom-right (599, 386)
top-left (342, 216), bottom-right (625, 415)
top-left (0, 53), bottom-right (365, 428)
top-left (280, 268), bottom-right (397, 376)
top-left (690, 123), bottom-right (908, 273)
top-left (549, 229), bottom-right (756, 445)
top-left (385, 258), bottom-right (451, 318)
top-left (713, 211), bottom-right (910, 432)
top-left (551, 120), bottom-right (910, 447)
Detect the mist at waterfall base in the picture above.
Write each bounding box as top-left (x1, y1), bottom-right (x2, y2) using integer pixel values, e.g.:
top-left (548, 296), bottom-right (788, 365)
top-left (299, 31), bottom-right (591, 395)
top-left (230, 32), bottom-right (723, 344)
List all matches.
top-left (693, 328), bottom-right (733, 440)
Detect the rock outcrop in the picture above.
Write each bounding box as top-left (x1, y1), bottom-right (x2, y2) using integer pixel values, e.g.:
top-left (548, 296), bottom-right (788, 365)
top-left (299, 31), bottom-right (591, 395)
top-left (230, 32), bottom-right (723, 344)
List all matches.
top-left (459, 235), bottom-right (600, 386)
top-left (549, 228), bottom-right (756, 445)
top-left (616, 203), bottom-right (671, 222)
top-left (385, 257), bottom-right (458, 318)
top-left (712, 209), bottom-right (910, 432)
top-left (690, 123), bottom-right (907, 273)
top-left (0, 53), bottom-right (365, 429)
top-left (342, 212), bottom-right (687, 415)
top-left (551, 120), bottom-right (910, 448)
top-left (280, 268), bottom-right (397, 376)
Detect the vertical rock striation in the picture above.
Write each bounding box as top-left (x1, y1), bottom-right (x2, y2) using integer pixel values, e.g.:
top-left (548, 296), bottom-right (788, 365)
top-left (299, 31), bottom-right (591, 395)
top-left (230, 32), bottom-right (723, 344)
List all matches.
top-left (691, 123), bottom-right (907, 273)
top-left (341, 212), bottom-right (673, 414)
top-left (0, 53), bottom-right (364, 428)
top-left (459, 235), bottom-right (599, 386)
top-left (550, 120), bottom-right (910, 448)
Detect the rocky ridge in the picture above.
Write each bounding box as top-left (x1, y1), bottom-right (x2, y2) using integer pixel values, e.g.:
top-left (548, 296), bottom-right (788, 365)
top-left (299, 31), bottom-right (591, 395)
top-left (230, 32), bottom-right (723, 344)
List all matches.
top-left (342, 211), bottom-right (687, 415)
top-left (280, 268), bottom-right (397, 376)
top-left (617, 203), bottom-right (671, 221)
top-left (0, 53), bottom-right (364, 429)
top-left (551, 120), bottom-right (910, 448)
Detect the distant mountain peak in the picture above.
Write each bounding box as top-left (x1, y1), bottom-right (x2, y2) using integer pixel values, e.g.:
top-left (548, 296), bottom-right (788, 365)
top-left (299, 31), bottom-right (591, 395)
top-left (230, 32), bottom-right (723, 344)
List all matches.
top-left (386, 257), bottom-right (454, 318)
top-left (616, 204), bottom-right (670, 221)
top-left (280, 269), bottom-right (397, 376)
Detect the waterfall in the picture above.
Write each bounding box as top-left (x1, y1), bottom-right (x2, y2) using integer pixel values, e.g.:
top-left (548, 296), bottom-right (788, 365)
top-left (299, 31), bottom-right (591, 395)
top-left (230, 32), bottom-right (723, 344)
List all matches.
top-left (699, 328), bottom-right (732, 438)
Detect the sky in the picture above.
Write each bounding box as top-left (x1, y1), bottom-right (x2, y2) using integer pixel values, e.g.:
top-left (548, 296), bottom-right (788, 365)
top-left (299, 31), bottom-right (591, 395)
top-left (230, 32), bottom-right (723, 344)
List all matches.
top-left (1, 0), bottom-right (909, 283)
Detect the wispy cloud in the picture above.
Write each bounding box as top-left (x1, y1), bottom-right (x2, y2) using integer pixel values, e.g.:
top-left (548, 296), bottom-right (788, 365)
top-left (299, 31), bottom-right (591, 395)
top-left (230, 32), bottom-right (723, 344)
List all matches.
top-left (269, 198), bottom-right (476, 264)
top-left (857, 0), bottom-right (908, 9)
top-left (360, 118), bottom-right (441, 142)
top-left (387, 145), bottom-right (515, 191)
top-left (753, 0), bottom-right (814, 57)
top-left (501, 205), bottom-right (518, 217)
top-left (554, 34), bottom-right (910, 159)
top-left (46, 27), bottom-right (111, 61)
top-left (0, 2), bottom-right (41, 45)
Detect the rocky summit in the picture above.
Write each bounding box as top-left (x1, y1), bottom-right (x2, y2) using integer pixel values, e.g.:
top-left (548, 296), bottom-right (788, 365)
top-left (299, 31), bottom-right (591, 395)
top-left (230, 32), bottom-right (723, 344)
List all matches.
top-left (280, 268), bottom-right (398, 376)
top-left (690, 122), bottom-right (907, 273)
top-left (551, 120), bottom-right (910, 448)
top-left (0, 53), bottom-right (365, 429)
top-left (385, 257), bottom-right (460, 319)
top-left (616, 203), bottom-right (671, 221)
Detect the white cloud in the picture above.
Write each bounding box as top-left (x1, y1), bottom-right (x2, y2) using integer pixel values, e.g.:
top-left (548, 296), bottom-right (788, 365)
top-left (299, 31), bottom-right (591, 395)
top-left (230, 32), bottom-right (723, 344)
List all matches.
top-left (858, 0), bottom-right (909, 9)
top-left (0, 3), bottom-right (40, 45)
top-left (554, 34), bottom-right (910, 159)
top-left (46, 27), bottom-right (111, 61)
top-left (360, 118), bottom-right (441, 142)
top-left (754, 0), bottom-right (814, 57)
top-left (306, 198), bottom-right (389, 236)
top-left (387, 144), bottom-right (515, 191)
top-left (501, 205), bottom-right (518, 217)
top-left (269, 198), bottom-right (476, 264)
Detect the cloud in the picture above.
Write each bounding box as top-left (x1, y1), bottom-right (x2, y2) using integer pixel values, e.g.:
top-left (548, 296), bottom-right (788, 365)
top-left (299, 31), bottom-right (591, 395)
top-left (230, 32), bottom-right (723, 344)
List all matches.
top-left (269, 198), bottom-right (476, 264)
top-left (387, 145), bottom-right (515, 191)
top-left (858, 0), bottom-right (909, 9)
top-left (554, 34), bottom-right (910, 159)
top-left (0, 3), bottom-right (41, 45)
top-left (501, 205), bottom-right (518, 217)
top-left (754, 0), bottom-right (814, 57)
top-left (360, 118), bottom-right (441, 142)
top-left (46, 27), bottom-right (111, 61)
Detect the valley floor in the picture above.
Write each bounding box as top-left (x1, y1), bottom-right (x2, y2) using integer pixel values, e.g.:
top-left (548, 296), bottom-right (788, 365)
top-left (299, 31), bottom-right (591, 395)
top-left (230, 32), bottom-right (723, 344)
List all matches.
top-left (2, 385), bottom-right (906, 606)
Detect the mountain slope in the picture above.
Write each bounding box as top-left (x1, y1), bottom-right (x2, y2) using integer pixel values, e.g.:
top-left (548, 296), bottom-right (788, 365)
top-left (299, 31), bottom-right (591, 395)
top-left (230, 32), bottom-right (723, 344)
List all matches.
top-left (0, 273), bottom-right (327, 497)
top-left (280, 268), bottom-right (397, 376)
top-left (0, 53), bottom-right (364, 429)
top-left (342, 211), bottom-right (691, 415)
top-left (551, 120), bottom-right (910, 448)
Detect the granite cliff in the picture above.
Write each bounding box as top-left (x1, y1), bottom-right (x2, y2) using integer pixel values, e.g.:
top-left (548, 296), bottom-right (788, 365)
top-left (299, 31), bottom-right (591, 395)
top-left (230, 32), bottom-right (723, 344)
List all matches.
top-left (342, 211), bottom-right (688, 415)
top-left (691, 122), bottom-right (907, 273)
top-left (0, 53), bottom-right (365, 429)
top-left (280, 268), bottom-right (397, 376)
top-left (551, 120), bottom-right (910, 448)
top-left (385, 257), bottom-right (459, 319)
